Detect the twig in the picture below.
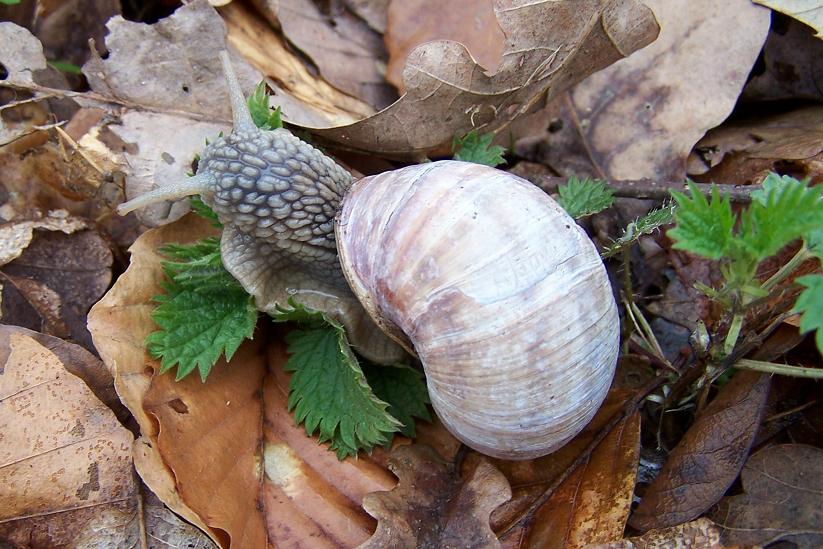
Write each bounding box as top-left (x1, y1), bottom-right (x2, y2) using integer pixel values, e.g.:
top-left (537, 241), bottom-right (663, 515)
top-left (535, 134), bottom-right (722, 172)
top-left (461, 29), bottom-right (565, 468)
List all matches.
top-left (525, 175), bottom-right (760, 203)
top-left (496, 373), bottom-right (667, 539)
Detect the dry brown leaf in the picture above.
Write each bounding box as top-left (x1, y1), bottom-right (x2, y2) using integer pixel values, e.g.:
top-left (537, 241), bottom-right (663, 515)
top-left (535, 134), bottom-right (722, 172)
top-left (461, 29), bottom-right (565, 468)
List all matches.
top-left (253, 0), bottom-right (396, 109)
top-left (630, 371), bottom-right (771, 532)
top-left (384, 0), bottom-right (505, 92)
top-left (88, 213), bottom-right (222, 544)
top-left (82, 1), bottom-right (259, 122)
top-left (0, 22), bottom-right (47, 86)
top-left (360, 444), bottom-right (511, 549)
top-left (310, 0), bottom-right (659, 158)
top-left (0, 331), bottom-right (136, 546)
top-left (687, 106), bottom-right (823, 182)
top-left (520, 0), bottom-right (770, 180)
top-left (142, 489), bottom-right (219, 549)
top-left (345, 0), bottom-right (390, 33)
top-left (219, 1), bottom-right (375, 126)
top-left (753, 0), bottom-right (823, 36)
top-left (742, 15), bottom-right (823, 103)
top-left (521, 412), bottom-right (640, 548)
top-left (1, 218), bottom-right (112, 352)
top-left (0, 210), bottom-right (87, 266)
top-left (88, 213), bottom-right (457, 547)
top-left (585, 518), bottom-right (724, 549)
top-left (0, 324), bottom-right (125, 421)
top-left (488, 390), bottom-right (640, 548)
top-left (112, 112), bottom-right (228, 227)
top-left (712, 444), bottom-right (823, 548)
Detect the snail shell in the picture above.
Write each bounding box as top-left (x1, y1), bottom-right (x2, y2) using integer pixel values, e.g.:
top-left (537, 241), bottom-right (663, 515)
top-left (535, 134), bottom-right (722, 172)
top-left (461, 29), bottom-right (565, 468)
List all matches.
top-left (336, 161), bottom-right (619, 459)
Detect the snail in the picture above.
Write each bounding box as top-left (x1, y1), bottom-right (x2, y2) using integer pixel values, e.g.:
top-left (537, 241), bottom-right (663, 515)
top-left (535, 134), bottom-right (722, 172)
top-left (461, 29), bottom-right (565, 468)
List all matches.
top-left (117, 52), bottom-right (620, 460)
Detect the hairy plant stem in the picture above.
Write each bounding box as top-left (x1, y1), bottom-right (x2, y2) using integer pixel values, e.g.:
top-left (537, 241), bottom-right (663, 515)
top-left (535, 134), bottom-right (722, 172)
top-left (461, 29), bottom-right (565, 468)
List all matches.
top-left (734, 359), bottom-right (823, 379)
top-left (762, 244), bottom-right (812, 292)
top-left (526, 172), bottom-right (760, 203)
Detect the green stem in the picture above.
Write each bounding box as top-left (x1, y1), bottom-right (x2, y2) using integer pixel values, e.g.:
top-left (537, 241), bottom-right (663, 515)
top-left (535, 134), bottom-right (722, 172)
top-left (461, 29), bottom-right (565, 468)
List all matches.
top-left (735, 359), bottom-right (823, 379)
top-left (762, 244), bottom-right (811, 292)
top-left (723, 313), bottom-right (745, 357)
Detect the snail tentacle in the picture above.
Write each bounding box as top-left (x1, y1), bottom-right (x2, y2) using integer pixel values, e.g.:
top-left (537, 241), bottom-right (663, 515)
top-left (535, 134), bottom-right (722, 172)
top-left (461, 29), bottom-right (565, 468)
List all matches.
top-left (116, 173), bottom-right (213, 216)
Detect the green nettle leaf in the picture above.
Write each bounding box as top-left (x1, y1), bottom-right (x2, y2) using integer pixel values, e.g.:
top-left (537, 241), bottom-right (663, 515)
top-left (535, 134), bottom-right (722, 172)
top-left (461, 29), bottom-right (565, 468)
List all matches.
top-left (602, 202), bottom-right (676, 258)
top-left (0, 0), bottom-right (21, 4)
top-left (189, 196), bottom-right (222, 227)
top-left (792, 274), bottom-right (823, 354)
top-left (146, 237), bottom-right (257, 381)
top-left (806, 227), bottom-right (823, 260)
top-left (556, 176), bottom-right (615, 219)
top-left (668, 183), bottom-right (735, 260)
top-left (363, 363), bottom-right (431, 438)
top-left (147, 286), bottom-right (257, 381)
top-left (741, 174), bottom-right (823, 260)
top-left (284, 321), bottom-right (403, 459)
top-left (452, 130), bottom-right (506, 167)
top-left (247, 82), bottom-right (283, 130)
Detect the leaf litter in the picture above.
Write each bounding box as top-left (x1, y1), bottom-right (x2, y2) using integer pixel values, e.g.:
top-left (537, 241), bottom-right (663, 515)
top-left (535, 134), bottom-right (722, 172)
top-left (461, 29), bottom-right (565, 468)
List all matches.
top-left (2, 0), bottom-right (823, 547)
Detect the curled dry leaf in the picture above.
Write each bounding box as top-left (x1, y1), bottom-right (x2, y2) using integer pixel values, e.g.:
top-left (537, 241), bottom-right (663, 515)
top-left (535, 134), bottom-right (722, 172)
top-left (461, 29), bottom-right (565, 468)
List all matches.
top-left (492, 390), bottom-right (641, 548)
top-left (311, 0), bottom-right (660, 158)
top-left (686, 106), bottom-right (823, 181)
top-left (712, 444), bottom-right (823, 548)
top-left (0, 330), bottom-right (135, 546)
top-left (88, 213), bottom-right (460, 548)
top-left (253, 0), bottom-right (396, 109)
top-left (384, 0), bottom-right (506, 92)
top-left (0, 210), bottom-right (87, 266)
top-left (522, 0), bottom-right (770, 180)
top-left (360, 444), bottom-right (511, 549)
top-left (585, 518), bottom-right (724, 549)
top-left (630, 371), bottom-right (771, 532)
top-left (753, 0), bottom-right (823, 37)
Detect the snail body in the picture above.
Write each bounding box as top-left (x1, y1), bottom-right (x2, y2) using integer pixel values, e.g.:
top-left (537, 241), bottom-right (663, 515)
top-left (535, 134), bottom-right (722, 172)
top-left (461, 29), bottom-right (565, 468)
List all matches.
top-left (117, 52), bottom-right (619, 460)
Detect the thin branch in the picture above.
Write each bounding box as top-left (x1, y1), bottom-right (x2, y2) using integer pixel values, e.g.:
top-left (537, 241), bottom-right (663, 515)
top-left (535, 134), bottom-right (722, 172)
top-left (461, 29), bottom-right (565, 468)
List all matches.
top-left (525, 174), bottom-right (760, 203)
top-left (0, 81), bottom-right (230, 125)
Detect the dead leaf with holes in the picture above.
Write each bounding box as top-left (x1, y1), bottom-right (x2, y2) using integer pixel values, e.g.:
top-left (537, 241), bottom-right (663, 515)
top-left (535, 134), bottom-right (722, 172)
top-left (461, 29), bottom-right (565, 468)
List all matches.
top-left (517, 0), bottom-right (770, 181)
top-left (629, 371), bottom-right (771, 532)
top-left (0, 330), bottom-right (135, 546)
top-left (360, 444), bottom-right (511, 549)
top-left (712, 444), bottom-right (823, 548)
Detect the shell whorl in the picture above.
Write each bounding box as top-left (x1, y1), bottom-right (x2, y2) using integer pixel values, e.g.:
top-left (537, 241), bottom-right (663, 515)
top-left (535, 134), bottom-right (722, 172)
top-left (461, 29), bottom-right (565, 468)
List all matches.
top-left (336, 161), bottom-right (620, 459)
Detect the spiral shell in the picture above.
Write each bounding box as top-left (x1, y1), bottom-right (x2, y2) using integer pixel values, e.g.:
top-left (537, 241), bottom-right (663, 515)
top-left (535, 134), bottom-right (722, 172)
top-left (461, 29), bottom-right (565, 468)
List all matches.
top-left (336, 161), bottom-right (619, 459)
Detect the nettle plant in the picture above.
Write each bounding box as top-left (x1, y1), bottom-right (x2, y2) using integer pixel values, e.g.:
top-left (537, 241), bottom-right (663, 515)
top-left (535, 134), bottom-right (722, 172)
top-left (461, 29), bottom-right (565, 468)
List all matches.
top-left (139, 80), bottom-right (822, 459)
